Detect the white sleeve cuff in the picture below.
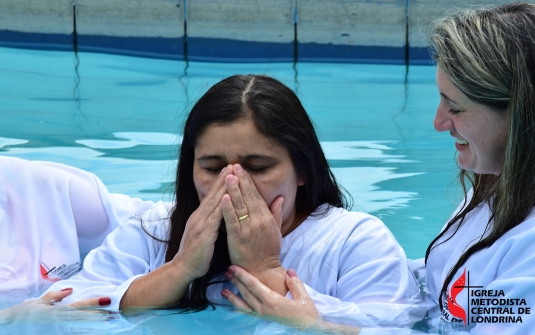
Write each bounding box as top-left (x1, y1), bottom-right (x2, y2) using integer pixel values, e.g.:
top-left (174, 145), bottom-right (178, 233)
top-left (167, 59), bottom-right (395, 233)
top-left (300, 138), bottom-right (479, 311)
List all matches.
top-left (43, 274), bottom-right (144, 311)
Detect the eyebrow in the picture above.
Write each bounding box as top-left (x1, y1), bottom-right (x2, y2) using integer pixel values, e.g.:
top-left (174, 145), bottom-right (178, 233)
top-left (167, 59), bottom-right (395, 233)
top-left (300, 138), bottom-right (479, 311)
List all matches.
top-left (197, 154), bottom-right (278, 162)
top-left (440, 92), bottom-right (461, 106)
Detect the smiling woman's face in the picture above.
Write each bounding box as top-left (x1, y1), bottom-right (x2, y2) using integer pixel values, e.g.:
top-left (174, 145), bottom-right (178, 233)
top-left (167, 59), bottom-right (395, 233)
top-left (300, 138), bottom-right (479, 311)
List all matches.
top-left (193, 118), bottom-right (306, 233)
top-left (434, 67), bottom-right (509, 175)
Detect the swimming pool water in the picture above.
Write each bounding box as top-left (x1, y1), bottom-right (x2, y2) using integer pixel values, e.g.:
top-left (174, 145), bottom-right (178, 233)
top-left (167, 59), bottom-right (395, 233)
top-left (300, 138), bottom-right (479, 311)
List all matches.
top-left (0, 46), bottom-right (458, 333)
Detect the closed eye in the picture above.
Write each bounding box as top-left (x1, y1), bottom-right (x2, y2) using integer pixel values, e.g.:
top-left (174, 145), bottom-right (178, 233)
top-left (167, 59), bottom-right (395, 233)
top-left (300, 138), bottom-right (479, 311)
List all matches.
top-left (245, 166), bottom-right (271, 173)
top-left (203, 166), bottom-right (224, 174)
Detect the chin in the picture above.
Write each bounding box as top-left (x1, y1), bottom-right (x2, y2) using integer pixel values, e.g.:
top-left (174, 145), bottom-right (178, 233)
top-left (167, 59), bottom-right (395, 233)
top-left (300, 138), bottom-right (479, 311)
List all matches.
top-left (456, 160), bottom-right (473, 172)
top-left (463, 166), bottom-right (502, 176)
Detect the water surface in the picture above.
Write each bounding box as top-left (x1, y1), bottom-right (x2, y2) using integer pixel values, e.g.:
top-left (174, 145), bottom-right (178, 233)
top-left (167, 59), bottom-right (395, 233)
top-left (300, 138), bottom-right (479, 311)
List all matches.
top-left (0, 46), bottom-right (459, 334)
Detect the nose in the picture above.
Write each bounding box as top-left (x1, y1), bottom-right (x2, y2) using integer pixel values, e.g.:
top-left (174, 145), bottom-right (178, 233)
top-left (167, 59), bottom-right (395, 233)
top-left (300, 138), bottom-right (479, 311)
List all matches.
top-left (433, 103), bottom-right (453, 132)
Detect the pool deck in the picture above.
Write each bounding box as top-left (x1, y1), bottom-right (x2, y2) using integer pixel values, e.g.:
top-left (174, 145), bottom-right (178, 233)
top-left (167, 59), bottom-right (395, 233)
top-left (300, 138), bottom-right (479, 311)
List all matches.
top-left (0, 0), bottom-right (510, 64)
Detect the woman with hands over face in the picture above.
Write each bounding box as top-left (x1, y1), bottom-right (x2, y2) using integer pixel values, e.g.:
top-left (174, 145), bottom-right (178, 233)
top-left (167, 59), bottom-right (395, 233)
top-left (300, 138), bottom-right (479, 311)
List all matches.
top-left (41, 75), bottom-right (415, 330)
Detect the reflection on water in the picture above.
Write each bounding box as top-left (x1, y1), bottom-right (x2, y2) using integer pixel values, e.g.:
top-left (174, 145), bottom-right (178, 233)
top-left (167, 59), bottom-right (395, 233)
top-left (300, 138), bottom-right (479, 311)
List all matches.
top-left (0, 137), bottom-right (28, 148)
top-left (0, 135), bottom-right (423, 214)
top-left (76, 132), bottom-right (182, 149)
top-left (323, 140), bottom-right (423, 212)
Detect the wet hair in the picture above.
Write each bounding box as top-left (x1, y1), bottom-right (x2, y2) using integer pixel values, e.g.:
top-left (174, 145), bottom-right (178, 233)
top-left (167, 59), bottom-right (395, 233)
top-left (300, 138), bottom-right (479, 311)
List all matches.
top-left (165, 74), bottom-right (347, 310)
top-left (424, 3), bottom-right (535, 310)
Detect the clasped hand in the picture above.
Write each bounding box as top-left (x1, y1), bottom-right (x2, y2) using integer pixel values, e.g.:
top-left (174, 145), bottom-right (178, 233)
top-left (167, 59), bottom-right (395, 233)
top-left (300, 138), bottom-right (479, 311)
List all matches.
top-left (221, 164), bottom-right (286, 294)
top-left (173, 164), bottom-right (286, 293)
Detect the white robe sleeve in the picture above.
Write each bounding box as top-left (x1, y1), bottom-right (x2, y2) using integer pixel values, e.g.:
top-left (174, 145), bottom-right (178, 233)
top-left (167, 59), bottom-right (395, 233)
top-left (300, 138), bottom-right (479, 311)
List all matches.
top-left (41, 203), bottom-right (170, 311)
top-left (286, 213), bottom-right (421, 328)
top-left (337, 216), bottom-right (416, 303)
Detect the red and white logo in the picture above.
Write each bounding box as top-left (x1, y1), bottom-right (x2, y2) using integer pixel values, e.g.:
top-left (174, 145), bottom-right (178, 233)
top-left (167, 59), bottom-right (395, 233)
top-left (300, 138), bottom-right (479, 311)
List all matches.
top-left (447, 268), bottom-right (467, 327)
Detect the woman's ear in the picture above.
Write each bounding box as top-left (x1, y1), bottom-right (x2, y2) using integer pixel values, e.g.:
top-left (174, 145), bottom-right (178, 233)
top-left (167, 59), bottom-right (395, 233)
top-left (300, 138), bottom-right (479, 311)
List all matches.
top-left (297, 170), bottom-right (307, 186)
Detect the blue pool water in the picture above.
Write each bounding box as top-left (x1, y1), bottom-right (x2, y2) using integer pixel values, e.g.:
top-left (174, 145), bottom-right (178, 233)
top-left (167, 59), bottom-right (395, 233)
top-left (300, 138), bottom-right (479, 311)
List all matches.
top-left (0, 46), bottom-right (459, 333)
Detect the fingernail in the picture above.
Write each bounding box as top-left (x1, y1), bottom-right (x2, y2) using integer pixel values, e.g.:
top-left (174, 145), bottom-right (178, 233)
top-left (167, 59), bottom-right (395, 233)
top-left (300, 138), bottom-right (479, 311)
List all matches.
top-left (225, 175), bottom-right (236, 183)
top-left (220, 166), bottom-right (227, 174)
top-left (234, 164), bottom-right (243, 172)
top-left (228, 266), bottom-right (236, 274)
top-left (61, 288), bottom-right (72, 292)
top-left (221, 290), bottom-right (229, 299)
top-left (287, 269), bottom-right (297, 278)
top-left (224, 271), bottom-right (233, 280)
top-left (98, 297), bottom-right (111, 306)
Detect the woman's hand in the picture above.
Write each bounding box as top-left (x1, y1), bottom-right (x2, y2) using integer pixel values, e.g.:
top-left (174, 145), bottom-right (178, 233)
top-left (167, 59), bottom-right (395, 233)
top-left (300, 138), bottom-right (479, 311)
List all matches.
top-left (222, 266), bottom-right (320, 330)
top-left (0, 289), bottom-right (116, 324)
top-left (173, 165), bottom-right (233, 281)
top-left (121, 166), bottom-right (233, 308)
top-left (223, 267), bottom-right (362, 334)
top-left (221, 164), bottom-right (287, 295)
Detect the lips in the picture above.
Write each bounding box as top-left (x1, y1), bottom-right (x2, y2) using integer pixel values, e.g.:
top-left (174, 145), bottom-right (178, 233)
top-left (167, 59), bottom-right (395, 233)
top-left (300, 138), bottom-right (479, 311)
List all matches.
top-left (455, 138), bottom-right (469, 151)
top-left (450, 131), bottom-right (468, 146)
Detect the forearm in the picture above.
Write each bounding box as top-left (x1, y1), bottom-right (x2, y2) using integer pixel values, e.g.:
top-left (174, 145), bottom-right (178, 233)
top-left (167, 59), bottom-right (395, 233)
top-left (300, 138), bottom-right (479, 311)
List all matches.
top-left (253, 266), bottom-right (288, 297)
top-left (120, 261), bottom-right (193, 308)
top-left (123, 166), bottom-right (230, 309)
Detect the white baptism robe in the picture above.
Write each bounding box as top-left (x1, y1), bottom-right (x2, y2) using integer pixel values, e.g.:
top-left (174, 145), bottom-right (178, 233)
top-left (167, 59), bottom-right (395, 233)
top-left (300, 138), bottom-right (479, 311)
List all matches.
top-left (0, 156), bottom-right (149, 299)
top-left (426, 189), bottom-right (535, 334)
top-left (46, 202), bottom-right (417, 325)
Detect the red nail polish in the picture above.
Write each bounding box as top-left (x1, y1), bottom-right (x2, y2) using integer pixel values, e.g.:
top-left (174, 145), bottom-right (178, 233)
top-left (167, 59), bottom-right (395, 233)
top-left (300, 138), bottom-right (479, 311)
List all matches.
top-left (287, 269), bottom-right (297, 278)
top-left (98, 297), bottom-right (111, 306)
top-left (225, 271), bottom-right (233, 280)
top-left (61, 288), bottom-right (72, 292)
top-left (228, 266), bottom-right (236, 274)
top-left (221, 290), bottom-right (229, 299)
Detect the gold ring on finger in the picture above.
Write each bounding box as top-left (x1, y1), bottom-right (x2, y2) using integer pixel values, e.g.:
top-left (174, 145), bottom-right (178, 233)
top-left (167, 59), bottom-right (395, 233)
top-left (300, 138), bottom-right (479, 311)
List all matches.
top-left (238, 214), bottom-right (249, 221)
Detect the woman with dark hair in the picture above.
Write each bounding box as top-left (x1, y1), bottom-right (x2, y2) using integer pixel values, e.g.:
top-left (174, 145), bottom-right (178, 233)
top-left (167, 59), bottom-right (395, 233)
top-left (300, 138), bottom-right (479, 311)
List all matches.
top-left (224, 3), bottom-right (535, 334)
top-left (41, 74), bottom-right (414, 321)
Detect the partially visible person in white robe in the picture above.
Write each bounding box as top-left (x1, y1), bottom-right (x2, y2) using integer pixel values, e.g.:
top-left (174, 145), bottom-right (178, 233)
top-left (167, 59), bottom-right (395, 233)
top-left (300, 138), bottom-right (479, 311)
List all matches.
top-left (0, 156), bottom-right (150, 301)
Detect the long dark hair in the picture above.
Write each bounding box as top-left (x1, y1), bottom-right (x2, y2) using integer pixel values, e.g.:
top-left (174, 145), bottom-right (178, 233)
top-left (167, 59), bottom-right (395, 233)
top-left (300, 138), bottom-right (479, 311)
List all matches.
top-left (425, 3), bottom-right (535, 309)
top-left (166, 74), bottom-right (347, 310)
